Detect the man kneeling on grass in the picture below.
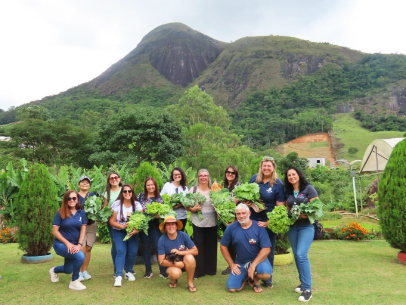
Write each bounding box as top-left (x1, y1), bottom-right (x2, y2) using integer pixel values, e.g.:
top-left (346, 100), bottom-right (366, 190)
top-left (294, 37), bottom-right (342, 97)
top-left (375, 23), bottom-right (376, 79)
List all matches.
top-left (220, 203), bottom-right (272, 293)
top-left (157, 215), bottom-right (198, 292)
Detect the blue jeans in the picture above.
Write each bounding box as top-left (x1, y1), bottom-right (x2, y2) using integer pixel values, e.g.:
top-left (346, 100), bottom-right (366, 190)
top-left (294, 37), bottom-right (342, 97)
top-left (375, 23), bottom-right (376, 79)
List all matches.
top-left (288, 224), bottom-right (314, 290)
top-left (227, 259), bottom-right (273, 289)
top-left (53, 240), bottom-right (85, 281)
top-left (111, 229), bottom-right (139, 277)
top-left (139, 219), bottom-right (164, 273)
top-left (107, 222), bottom-right (117, 271)
top-left (264, 228), bottom-right (276, 285)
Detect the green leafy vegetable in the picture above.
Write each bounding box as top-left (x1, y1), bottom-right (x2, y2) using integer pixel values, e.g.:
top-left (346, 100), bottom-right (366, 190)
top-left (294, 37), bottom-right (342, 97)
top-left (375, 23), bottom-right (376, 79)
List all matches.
top-left (84, 195), bottom-right (112, 222)
top-left (145, 202), bottom-right (175, 218)
top-left (161, 194), bottom-right (171, 206)
top-left (123, 211), bottom-right (151, 240)
top-left (181, 193), bottom-right (206, 220)
top-left (290, 205), bottom-right (300, 223)
top-left (170, 193), bottom-right (184, 207)
top-left (210, 189), bottom-right (235, 225)
top-left (299, 199), bottom-right (324, 224)
top-left (233, 183), bottom-right (264, 210)
top-left (267, 205), bottom-right (291, 234)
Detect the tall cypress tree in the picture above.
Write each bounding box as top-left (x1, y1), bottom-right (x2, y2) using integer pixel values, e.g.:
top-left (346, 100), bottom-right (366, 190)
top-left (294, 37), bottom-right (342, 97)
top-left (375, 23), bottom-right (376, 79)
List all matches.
top-left (16, 163), bottom-right (59, 256)
top-left (378, 138), bottom-right (406, 253)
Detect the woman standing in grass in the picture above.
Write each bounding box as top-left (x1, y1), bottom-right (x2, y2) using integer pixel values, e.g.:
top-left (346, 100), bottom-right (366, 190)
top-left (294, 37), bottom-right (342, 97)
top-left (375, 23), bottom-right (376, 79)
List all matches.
top-left (50, 190), bottom-right (87, 290)
top-left (109, 184), bottom-right (142, 287)
top-left (284, 166), bottom-right (318, 303)
top-left (160, 167), bottom-right (189, 230)
top-left (221, 165), bottom-right (240, 275)
top-left (137, 177), bottom-right (166, 279)
top-left (188, 169), bottom-right (217, 278)
top-left (248, 156), bottom-right (286, 288)
top-left (102, 172), bottom-right (123, 275)
top-left (77, 175), bottom-right (96, 281)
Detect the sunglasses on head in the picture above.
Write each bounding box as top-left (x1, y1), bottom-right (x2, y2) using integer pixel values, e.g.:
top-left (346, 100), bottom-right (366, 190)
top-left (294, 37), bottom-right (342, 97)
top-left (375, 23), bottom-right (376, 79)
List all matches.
top-left (123, 190), bottom-right (133, 194)
top-left (226, 171), bottom-right (236, 175)
top-left (68, 197), bottom-right (77, 201)
top-left (262, 156), bottom-right (274, 161)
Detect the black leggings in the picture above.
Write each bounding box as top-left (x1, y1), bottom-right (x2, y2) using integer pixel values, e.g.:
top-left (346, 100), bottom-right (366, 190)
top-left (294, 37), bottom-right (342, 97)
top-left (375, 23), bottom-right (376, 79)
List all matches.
top-left (192, 224), bottom-right (218, 277)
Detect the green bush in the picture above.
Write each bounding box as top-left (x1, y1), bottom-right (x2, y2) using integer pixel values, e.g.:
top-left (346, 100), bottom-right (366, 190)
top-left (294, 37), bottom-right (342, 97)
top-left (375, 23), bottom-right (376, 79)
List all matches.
top-left (133, 162), bottom-right (163, 195)
top-left (97, 222), bottom-right (111, 244)
top-left (15, 163), bottom-right (59, 256)
top-left (378, 138), bottom-right (406, 253)
top-left (275, 233), bottom-right (290, 254)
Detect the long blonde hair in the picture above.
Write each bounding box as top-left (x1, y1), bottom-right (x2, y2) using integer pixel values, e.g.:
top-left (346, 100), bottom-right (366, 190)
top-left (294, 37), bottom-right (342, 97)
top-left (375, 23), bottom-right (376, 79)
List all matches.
top-left (255, 156), bottom-right (278, 187)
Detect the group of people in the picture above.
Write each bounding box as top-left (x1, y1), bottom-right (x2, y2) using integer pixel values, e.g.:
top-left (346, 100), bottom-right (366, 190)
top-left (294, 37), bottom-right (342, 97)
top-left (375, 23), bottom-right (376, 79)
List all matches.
top-left (49, 158), bottom-right (318, 302)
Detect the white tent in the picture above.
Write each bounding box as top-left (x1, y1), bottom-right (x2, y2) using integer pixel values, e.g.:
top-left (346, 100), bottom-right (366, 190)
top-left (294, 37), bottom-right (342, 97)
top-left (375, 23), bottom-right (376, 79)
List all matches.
top-left (359, 138), bottom-right (404, 173)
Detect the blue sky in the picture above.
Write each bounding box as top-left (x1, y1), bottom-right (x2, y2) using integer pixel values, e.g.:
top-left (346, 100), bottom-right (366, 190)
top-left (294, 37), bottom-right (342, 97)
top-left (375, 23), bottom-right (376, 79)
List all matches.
top-left (1, 0), bottom-right (405, 109)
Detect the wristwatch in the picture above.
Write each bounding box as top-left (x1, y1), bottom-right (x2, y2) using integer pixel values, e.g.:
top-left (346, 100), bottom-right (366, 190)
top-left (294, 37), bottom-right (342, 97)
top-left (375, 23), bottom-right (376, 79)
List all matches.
top-left (78, 242), bottom-right (83, 246)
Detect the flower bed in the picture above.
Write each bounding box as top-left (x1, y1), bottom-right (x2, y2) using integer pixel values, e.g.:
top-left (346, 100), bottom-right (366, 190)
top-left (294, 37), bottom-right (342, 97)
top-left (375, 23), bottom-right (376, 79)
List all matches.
top-left (0, 227), bottom-right (17, 243)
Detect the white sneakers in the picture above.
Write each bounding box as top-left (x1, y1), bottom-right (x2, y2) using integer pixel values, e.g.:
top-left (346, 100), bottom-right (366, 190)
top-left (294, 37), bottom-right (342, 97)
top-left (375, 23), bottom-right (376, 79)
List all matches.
top-left (125, 272), bottom-right (136, 281)
top-left (114, 276), bottom-right (122, 287)
top-left (114, 273), bottom-right (136, 287)
top-left (49, 267), bottom-right (59, 283)
top-left (69, 279), bottom-right (86, 290)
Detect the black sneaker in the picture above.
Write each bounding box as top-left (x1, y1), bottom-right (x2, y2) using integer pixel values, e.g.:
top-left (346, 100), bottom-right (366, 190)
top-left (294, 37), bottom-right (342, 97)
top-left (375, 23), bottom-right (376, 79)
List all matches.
top-left (159, 271), bottom-right (169, 279)
top-left (144, 270), bottom-right (153, 278)
top-left (295, 284), bottom-right (303, 293)
top-left (221, 267), bottom-right (231, 275)
top-left (298, 290), bottom-right (312, 302)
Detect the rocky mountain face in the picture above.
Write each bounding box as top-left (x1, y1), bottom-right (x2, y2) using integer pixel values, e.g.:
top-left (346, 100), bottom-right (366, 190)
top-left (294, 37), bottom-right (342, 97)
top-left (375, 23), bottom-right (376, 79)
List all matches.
top-left (85, 23), bottom-right (226, 95)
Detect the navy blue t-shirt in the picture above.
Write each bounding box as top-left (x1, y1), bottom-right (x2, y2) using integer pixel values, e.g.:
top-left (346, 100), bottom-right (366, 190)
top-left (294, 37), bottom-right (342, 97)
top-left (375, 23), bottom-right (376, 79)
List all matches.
top-left (158, 231), bottom-right (195, 256)
top-left (53, 209), bottom-right (87, 244)
top-left (248, 175), bottom-right (286, 221)
top-left (221, 220), bottom-right (272, 265)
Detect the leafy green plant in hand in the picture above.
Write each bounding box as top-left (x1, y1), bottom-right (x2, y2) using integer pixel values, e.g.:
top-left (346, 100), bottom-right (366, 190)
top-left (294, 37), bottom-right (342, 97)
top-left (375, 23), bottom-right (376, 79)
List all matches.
top-left (182, 193), bottom-right (205, 220)
top-left (161, 194), bottom-right (171, 206)
top-left (267, 205), bottom-right (291, 234)
top-left (145, 201), bottom-right (162, 215)
top-left (170, 193), bottom-right (184, 207)
top-left (290, 205), bottom-right (300, 223)
top-left (210, 189), bottom-right (235, 224)
top-left (124, 211), bottom-right (151, 240)
top-left (299, 198), bottom-right (324, 224)
top-left (233, 183), bottom-right (264, 209)
top-left (84, 195), bottom-right (112, 222)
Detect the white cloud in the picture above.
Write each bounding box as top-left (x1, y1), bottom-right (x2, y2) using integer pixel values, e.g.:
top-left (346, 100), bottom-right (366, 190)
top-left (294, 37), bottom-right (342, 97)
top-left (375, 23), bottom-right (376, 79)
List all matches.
top-left (1, 0), bottom-right (406, 110)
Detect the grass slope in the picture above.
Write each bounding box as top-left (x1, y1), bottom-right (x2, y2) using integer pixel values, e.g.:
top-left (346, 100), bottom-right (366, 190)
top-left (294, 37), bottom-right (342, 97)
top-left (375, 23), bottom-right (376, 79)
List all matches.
top-left (1, 240), bottom-right (405, 304)
top-left (331, 113), bottom-right (405, 161)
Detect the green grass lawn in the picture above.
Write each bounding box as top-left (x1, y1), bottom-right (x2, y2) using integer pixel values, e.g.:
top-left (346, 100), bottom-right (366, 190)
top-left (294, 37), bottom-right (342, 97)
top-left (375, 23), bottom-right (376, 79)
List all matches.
top-left (332, 113), bottom-right (404, 161)
top-left (1, 240), bottom-right (405, 304)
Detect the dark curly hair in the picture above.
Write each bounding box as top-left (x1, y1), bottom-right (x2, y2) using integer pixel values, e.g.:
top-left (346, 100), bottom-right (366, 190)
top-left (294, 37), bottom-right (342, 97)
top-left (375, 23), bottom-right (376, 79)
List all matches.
top-left (284, 166), bottom-right (310, 195)
top-left (223, 165), bottom-right (239, 192)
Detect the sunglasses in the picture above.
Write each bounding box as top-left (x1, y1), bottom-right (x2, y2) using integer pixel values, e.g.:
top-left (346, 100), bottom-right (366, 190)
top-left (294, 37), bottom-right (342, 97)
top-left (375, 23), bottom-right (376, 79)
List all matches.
top-left (109, 176), bottom-right (119, 181)
top-left (123, 190), bottom-right (133, 194)
top-left (226, 171), bottom-right (236, 175)
top-left (262, 156), bottom-right (274, 161)
top-left (68, 197), bottom-right (77, 201)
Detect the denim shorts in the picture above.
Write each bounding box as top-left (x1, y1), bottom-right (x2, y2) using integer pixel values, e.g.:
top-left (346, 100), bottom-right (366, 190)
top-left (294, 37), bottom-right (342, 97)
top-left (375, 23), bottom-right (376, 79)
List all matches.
top-left (226, 258), bottom-right (273, 289)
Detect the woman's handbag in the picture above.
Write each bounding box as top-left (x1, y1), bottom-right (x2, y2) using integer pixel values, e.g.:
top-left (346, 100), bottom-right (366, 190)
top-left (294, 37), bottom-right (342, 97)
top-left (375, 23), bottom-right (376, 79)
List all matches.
top-left (313, 219), bottom-right (325, 240)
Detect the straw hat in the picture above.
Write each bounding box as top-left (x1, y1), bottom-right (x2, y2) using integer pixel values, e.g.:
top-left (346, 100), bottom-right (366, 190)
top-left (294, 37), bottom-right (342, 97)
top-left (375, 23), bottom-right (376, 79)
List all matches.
top-left (159, 215), bottom-right (183, 233)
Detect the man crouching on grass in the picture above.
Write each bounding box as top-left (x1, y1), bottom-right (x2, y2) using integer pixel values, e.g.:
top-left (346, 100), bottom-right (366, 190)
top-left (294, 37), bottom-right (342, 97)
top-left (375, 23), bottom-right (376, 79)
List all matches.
top-left (220, 203), bottom-right (272, 293)
top-left (157, 215), bottom-right (198, 292)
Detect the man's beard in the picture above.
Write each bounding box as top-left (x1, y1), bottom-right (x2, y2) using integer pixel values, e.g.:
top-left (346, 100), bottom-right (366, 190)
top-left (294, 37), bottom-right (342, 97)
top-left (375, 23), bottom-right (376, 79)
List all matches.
top-left (238, 218), bottom-right (249, 225)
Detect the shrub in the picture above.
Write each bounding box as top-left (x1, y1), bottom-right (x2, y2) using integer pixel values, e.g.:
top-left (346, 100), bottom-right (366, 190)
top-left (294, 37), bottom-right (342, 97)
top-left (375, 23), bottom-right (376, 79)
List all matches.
top-left (15, 163), bottom-right (59, 256)
top-left (336, 222), bottom-right (369, 241)
top-left (275, 233), bottom-right (290, 254)
top-left (378, 138), bottom-right (406, 253)
top-left (132, 162), bottom-right (163, 195)
top-left (97, 222), bottom-right (111, 244)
